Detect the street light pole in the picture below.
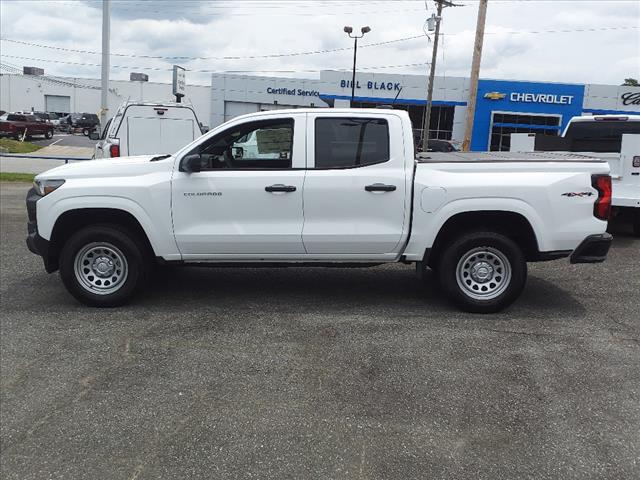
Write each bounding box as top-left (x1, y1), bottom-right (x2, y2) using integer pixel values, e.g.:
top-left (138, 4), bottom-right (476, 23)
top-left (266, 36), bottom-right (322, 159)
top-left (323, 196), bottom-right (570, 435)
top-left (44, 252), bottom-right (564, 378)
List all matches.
top-left (350, 36), bottom-right (358, 102)
top-left (100, 0), bottom-right (110, 133)
top-left (344, 26), bottom-right (371, 105)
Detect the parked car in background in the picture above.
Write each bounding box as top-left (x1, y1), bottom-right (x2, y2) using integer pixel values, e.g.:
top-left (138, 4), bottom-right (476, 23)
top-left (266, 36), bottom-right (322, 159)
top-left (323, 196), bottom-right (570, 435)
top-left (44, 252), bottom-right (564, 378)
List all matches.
top-left (0, 113), bottom-right (55, 139)
top-left (91, 101), bottom-right (204, 158)
top-left (33, 111), bottom-right (62, 129)
top-left (426, 139), bottom-right (459, 152)
top-left (63, 113), bottom-right (100, 135)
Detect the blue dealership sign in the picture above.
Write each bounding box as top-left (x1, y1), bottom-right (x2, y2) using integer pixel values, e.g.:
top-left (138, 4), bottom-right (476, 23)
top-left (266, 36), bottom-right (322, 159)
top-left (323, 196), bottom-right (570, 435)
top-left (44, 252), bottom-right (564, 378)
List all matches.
top-left (471, 79), bottom-right (585, 151)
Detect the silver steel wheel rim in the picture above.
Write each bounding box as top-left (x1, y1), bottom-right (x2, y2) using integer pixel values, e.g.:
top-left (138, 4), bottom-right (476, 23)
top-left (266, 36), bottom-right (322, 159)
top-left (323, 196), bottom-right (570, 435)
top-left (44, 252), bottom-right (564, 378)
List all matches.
top-left (456, 247), bottom-right (512, 301)
top-left (74, 242), bottom-right (128, 295)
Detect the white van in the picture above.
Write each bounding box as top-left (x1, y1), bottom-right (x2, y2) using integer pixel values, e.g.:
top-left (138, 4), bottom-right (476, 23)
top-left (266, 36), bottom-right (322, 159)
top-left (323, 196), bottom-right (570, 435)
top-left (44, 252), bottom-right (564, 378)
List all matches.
top-left (92, 101), bottom-right (204, 158)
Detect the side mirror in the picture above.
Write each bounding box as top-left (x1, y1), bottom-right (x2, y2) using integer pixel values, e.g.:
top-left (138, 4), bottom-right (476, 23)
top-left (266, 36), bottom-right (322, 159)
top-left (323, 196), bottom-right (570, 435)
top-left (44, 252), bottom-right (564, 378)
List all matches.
top-left (89, 131), bottom-right (100, 141)
top-left (180, 153), bottom-right (203, 173)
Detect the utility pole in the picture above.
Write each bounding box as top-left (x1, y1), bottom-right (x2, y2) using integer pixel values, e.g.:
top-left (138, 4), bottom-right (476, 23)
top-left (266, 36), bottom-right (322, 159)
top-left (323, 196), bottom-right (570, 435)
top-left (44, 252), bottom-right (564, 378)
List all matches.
top-left (420, 0), bottom-right (443, 150)
top-left (100, 0), bottom-right (111, 132)
top-left (420, 0), bottom-right (458, 150)
top-left (462, 0), bottom-right (488, 151)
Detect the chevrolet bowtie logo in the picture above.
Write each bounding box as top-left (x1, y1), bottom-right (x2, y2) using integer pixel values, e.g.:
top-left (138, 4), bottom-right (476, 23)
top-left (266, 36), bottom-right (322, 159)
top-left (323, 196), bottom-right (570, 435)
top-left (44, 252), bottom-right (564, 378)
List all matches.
top-left (484, 91), bottom-right (506, 100)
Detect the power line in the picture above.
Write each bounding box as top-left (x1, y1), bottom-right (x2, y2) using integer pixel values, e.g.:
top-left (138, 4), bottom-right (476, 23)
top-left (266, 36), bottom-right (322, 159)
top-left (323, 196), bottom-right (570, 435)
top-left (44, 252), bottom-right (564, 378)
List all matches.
top-left (0, 55), bottom-right (429, 75)
top-left (0, 62), bottom-right (101, 90)
top-left (2, 25), bottom-right (636, 63)
top-left (0, 35), bottom-right (427, 61)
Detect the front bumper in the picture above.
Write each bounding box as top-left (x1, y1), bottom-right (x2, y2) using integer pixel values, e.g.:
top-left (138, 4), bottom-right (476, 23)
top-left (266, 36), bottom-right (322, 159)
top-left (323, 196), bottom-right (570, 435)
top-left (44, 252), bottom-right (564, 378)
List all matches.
top-left (26, 187), bottom-right (56, 273)
top-left (570, 233), bottom-right (613, 264)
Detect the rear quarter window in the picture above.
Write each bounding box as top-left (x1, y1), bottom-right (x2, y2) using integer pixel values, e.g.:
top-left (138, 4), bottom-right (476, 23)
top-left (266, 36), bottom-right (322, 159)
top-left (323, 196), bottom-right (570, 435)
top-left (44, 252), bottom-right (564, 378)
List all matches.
top-left (314, 117), bottom-right (389, 168)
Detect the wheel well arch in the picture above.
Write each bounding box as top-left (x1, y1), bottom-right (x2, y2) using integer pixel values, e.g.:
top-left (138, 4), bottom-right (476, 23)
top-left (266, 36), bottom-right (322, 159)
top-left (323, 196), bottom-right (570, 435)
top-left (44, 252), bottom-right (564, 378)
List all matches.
top-left (48, 208), bottom-right (155, 271)
top-left (427, 210), bottom-right (540, 266)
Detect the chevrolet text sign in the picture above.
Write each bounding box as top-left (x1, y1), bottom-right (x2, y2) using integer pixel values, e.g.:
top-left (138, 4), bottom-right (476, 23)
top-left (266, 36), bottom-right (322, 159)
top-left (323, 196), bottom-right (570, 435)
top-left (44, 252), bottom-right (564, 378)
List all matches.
top-left (510, 92), bottom-right (574, 105)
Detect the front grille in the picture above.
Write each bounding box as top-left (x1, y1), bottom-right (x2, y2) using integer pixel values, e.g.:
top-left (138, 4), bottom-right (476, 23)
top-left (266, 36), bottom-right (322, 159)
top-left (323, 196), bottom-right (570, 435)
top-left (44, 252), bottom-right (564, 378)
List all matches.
top-left (26, 187), bottom-right (39, 222)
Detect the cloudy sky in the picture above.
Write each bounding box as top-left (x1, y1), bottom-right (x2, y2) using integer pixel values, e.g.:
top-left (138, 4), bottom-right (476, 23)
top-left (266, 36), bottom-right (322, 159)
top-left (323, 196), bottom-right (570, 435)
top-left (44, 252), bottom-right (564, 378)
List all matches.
top-left (0, 0), bottom-right (638, 86)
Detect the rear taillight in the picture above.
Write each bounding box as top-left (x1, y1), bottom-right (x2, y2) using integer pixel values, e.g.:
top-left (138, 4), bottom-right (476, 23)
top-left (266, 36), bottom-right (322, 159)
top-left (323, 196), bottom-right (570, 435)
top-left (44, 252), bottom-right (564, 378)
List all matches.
top-left (633, 156), bottom-right (640, 168)
top-left (109, 144), bottom-right (120, 157)
top-left (8, 124), bottom-right (16, 131)
top-left (591, 174), bottom-right (612, 221)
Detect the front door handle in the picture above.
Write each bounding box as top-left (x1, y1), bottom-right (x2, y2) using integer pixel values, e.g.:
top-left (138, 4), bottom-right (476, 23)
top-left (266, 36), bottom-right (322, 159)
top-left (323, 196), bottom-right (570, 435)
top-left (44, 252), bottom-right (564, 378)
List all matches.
top-left (365, 183), bottom-right (396, 192)
top-left (265, 184), bottom-right (297, 193)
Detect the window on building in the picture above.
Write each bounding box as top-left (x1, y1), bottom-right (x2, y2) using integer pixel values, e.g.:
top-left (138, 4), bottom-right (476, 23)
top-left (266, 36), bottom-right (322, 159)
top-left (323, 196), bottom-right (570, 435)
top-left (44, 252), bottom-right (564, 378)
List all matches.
top-left (351, 101), bottom-right (455, 150)
top-left (489, 112), bottom-right (561, 151)
top-left (188, 118), bottom-right (294, 170)
top-left (314, 117), bottom-right (389, 168)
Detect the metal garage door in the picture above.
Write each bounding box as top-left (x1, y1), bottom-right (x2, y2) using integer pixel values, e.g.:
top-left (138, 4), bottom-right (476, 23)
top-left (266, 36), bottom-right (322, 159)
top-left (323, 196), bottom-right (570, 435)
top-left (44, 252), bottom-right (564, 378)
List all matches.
top-left (44, 95), bottom-right (71, 113)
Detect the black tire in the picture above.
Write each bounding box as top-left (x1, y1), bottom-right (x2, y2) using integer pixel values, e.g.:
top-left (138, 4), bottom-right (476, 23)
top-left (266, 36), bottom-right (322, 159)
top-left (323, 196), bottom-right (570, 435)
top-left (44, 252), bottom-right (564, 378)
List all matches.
top-left (437, 231), bottom-right (527, 313)
top-left (59, 225), bottom-right (150, 307)
top-left (45, 129), bottom-right (53, 139)
top-left (82, 128), bottom-right (90, 136)
top-left (633, 209), bottom-right (640, 238)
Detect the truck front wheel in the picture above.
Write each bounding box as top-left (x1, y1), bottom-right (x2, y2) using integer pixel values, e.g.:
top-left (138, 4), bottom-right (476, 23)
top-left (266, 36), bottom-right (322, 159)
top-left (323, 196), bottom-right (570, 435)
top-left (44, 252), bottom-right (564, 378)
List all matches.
top-left (438, 231), bottom-right (527, 313)
top-left (59, 225), bottom-right (150, 307)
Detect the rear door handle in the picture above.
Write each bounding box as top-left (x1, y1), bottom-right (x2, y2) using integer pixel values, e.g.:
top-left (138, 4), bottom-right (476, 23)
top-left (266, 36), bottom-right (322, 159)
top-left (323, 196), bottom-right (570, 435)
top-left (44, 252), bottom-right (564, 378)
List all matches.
top-left (265, 184), bottom-right (297, 193)
top-left (365, 183), bottom-right (396, 192)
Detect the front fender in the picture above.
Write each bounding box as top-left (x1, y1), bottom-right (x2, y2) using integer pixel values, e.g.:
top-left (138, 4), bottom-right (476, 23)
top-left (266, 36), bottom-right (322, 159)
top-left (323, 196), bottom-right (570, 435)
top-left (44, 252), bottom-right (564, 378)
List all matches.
top-left (36, 195), bottom-right (180, 259)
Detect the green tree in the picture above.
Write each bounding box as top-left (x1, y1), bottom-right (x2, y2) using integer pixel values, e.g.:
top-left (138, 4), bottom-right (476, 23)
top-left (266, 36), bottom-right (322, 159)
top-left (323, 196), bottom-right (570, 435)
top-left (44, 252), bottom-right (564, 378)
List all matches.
top-left (622, 78), bottom-right (639, 86)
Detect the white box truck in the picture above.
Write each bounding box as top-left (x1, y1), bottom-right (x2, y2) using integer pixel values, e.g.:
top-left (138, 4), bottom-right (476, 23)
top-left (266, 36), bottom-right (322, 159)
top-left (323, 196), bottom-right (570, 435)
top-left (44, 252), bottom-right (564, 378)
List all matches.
top-left (91, 101), bottom-right (204, 159)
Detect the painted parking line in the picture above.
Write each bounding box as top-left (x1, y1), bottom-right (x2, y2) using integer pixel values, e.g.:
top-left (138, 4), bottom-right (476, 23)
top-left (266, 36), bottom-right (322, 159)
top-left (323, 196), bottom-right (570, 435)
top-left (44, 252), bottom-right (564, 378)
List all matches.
top-left (49, 138), bottom-right (63, 146)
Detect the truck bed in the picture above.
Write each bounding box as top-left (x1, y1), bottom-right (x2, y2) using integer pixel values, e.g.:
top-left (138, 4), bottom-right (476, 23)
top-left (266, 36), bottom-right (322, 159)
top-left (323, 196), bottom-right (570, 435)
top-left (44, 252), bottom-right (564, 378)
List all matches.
top-left (417, 151), bottom-right (608, 163)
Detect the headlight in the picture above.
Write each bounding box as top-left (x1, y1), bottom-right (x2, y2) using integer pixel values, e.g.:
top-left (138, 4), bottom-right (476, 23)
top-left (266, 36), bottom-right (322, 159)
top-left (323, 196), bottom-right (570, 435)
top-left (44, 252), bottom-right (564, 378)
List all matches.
top-left (33, 179), bottom-right (65, 196)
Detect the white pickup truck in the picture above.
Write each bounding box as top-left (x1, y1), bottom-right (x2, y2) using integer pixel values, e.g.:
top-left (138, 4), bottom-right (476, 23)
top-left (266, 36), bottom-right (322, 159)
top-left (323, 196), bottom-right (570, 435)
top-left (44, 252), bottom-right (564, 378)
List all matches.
top-left (27, 109), bottom-right (613, 313)
top-left (511, 114), bottom-right (640, 235)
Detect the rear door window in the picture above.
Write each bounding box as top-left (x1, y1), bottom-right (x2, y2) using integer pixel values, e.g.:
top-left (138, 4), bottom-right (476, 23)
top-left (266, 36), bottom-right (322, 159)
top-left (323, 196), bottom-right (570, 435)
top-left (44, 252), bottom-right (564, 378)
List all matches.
top-left (314, 118), bottom-right (389, 168)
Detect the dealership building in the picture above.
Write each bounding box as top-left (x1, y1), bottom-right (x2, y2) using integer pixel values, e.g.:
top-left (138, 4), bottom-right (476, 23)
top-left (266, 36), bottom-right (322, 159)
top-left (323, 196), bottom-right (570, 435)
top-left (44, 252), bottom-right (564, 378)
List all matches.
top-left (2, 69), bottom-right (639, 150)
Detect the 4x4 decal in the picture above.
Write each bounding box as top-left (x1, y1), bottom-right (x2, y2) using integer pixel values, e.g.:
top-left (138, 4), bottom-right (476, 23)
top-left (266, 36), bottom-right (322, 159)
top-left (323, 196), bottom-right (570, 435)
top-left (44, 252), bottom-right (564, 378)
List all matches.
top-left (561, 192), bottom-right (594, 197)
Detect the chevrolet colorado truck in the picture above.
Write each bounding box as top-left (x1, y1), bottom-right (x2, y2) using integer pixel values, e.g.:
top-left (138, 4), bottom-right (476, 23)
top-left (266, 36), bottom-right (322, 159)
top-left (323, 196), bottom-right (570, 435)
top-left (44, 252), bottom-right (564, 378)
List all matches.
top-left (26, 109), bottom-right (613, 313)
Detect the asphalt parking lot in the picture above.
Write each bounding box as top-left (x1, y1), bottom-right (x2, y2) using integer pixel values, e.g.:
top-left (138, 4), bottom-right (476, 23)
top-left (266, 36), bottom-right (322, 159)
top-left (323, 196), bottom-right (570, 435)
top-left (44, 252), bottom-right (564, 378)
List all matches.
top-left (30, 132), bottom-right (97, 148)
top-left (1, 182), bottom-right (638, 480)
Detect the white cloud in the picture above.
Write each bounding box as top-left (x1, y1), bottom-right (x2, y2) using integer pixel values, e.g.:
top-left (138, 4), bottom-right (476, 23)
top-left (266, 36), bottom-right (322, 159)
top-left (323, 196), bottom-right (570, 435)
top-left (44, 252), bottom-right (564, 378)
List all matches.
top-left (0, 0), bottom-right (638, 86)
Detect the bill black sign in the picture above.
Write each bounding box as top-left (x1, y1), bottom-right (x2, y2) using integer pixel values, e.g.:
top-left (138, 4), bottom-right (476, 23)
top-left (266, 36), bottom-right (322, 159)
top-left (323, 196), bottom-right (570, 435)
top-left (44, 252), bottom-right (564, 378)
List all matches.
top-left (340, 80), bottom-right (402, 92)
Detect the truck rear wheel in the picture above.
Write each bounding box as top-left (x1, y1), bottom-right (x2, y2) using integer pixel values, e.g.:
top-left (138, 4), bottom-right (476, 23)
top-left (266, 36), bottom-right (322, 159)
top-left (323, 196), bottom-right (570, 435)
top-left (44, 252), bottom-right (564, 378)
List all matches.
top-left (45, 129), bottom-right (53, 139)
top-left (633, 209), bottom-right (640, 238)
top-left (438, 231), bottom-right (527, 313)
top-left (59, 225), bottom-right (150, 307)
